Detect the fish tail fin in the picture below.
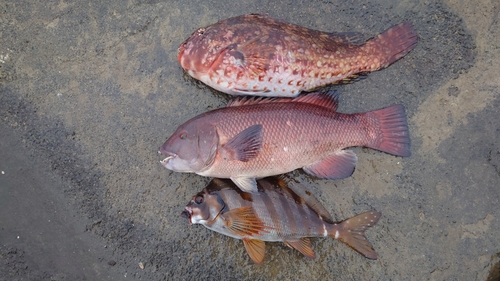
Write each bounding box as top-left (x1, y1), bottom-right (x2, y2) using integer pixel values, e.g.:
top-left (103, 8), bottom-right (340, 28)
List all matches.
top-left (328, 210), bottom-right (381, 259)
top-left (369, 22), bottom-right (418, 68)
top-left (367, 104), bottom-right (411, 157)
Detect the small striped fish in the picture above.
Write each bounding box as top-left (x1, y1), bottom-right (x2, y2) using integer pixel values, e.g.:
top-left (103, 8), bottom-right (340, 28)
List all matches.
top-left (182, 177), bottom-right (381, 264)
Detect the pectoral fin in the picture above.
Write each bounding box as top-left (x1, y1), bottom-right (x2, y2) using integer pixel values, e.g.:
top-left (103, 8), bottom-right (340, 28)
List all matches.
top-left (303, 150), bottom-right (358, 179)
top-left (284, 238), bottom-right (316, 259)
top-left (223, 124), bottom-right (263, 162)
top-left (243, 238), bottom-right (266, 264)
top-left (221, 206), bottom-right (268, 237)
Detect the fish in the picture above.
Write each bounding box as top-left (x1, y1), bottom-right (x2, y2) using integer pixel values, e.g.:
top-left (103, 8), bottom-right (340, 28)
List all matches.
top-left (181, 177), bottom-right (382, 263)
top-left (178, 13), bottom-right (418, 97)
top-left (159, 90), bottom-right (411, 193)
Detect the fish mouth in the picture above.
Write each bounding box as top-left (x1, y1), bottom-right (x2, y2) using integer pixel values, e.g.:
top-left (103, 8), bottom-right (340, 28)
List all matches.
top-left (177, 44), bottom-right (186, 63)
top-left (207, 45), bottom-right (232, 71)
top-left (159, 151), bottom-right (176, 166)
top-left (181, 207), bottom-right (192, 224)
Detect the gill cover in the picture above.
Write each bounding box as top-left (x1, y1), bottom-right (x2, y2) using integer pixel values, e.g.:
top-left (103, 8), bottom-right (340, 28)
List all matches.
top-left (159, 120), bottom-right (219, 173)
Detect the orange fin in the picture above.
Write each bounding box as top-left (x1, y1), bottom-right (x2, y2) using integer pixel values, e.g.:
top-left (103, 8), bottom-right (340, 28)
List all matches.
top-left (332, 210), bottom-right (382, 259)
top-left (223, 124), bottom-right (263, 162)
top-left (243, 238), bottom-right (266, 264)
top-left (222, 206), bottom-right (268, 236)
top-left (284, 238), bottom-right (316, 259)
top-left (303, 150), bottom-right (358, 179)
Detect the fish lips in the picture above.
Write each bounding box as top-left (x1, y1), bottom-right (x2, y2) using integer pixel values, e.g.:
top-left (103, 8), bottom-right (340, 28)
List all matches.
top-left (181, 207), bottom-right (193, 224)
top-left (159, 150), bottom-right (176, 168)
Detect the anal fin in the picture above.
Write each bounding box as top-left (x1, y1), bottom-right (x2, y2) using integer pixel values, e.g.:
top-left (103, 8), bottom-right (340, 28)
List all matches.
top-left (303, 150), bottom-right (358, 179)
top-left (243, 238), bottom-right (266, 264)
top-left (284, 238), bottom-right (316, 259)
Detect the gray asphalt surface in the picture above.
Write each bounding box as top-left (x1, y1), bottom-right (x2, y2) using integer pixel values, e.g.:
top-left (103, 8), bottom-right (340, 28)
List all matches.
top-left (1, 0), bottom-right (499, 280)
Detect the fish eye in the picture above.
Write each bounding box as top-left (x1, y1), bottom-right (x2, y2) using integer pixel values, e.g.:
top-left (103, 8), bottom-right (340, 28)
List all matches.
top-left (179, 132), bottom-right (187, 139)
top-left (197, 28), bottom-right (205, 35)
top-left (195, 195), bottom-right (204, 204)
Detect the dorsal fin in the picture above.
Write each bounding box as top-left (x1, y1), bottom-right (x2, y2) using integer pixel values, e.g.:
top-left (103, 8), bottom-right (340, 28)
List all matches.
top-left (325, 31), bottom-right (366, 46)
top-left (227, 90), bottom-right (339, 111)
top-left (276, 177), bottom-right (334, 223)
top-left (293, 90), bottom-right (339, 111)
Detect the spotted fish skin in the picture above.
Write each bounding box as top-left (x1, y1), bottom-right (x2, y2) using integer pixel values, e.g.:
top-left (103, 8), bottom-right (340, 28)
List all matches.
top-left (182, 178), bottom-right (382, 263)
top-left (178, 14), bottom-right (418, 97)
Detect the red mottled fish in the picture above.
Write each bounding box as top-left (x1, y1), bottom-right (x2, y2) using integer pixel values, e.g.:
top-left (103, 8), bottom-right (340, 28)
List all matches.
top-left (159, 90), bottom-right (410, 193)
top-left (178, 13), bottom-right (418, 97)
top-left (182, 177), bottom-right (382, 263)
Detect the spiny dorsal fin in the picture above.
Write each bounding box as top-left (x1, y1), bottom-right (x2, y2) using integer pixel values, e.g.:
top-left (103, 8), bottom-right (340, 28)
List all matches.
top-left (221, 206), bottom-right (269, 237)
top-left (281, 179), bottom-right (334, 223)
top-left (243, 238), bottom-right (266, 264)
top-left (284, 238), bottom-right (316, 259)
top-left (227, 90), bottom-right (339, 111)
top-left (292, 90), bottom-right (339, 111)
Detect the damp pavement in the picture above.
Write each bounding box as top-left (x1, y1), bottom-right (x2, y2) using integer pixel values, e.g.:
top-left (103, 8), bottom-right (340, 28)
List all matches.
top-left (1, 0), bottom-right (499, 280)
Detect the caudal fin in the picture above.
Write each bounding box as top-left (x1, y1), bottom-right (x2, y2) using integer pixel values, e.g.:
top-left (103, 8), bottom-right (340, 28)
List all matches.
top-left (369, 22), bottom-right (418, 68)
top-left (368, 104), bottom-right (411, 157)
top-left (330, 210), bottom-right (381, 259)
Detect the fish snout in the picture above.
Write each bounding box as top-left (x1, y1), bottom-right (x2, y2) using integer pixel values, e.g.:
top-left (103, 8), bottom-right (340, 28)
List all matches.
top-left (159, 151), bottom-right (176, 167)
top-left (178, 43), bottom-right (186, 60)
top-left (181, 207), bottom-right (193, 224)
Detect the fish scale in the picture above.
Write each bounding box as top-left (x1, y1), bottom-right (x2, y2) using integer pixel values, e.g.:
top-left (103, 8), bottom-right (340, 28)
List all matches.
top-left (178, 14), bottom-right (418, 97)
top-left (159, 91), bottom-right (411, 193)
top-left (201, 101), bottom-right (375, 175)
top-left (182, 178), bottom-right (382, 263)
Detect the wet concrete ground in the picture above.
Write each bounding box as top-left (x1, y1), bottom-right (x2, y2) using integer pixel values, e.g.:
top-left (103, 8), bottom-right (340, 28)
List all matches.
top-left (1, 0), bottom-right (499, 280)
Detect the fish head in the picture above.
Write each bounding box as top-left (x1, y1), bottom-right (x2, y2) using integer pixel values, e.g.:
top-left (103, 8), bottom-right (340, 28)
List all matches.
top-left (181, 187), bottom-right (225, 225)
top-left (159, 119), bottom-right (218, 173)
top-left (178, 20), bottom-right (245, 80)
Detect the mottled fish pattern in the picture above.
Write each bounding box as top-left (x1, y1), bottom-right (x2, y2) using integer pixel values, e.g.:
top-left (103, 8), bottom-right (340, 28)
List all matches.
top-left (178, 14), bottom-right (418, 97)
